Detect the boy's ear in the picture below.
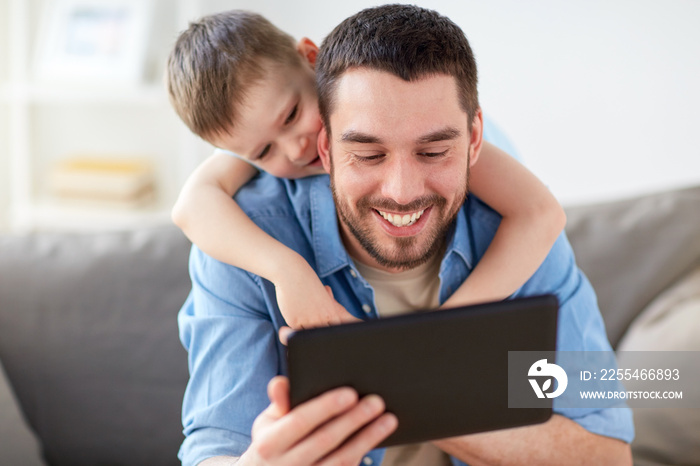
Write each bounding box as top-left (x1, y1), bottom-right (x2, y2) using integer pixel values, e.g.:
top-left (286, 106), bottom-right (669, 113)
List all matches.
top-left (317, 126), bottom-right (332, 174)
top-left (296, 37), bottom-right (319, 67)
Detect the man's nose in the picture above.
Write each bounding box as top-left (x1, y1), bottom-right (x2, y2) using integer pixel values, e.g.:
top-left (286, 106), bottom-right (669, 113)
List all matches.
top-left (380, 155), bottom-right (425, 206)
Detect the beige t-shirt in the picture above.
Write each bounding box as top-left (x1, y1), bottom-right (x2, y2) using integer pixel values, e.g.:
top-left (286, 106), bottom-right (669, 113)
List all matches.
top-left (352, 255), bottom-right (453, 466)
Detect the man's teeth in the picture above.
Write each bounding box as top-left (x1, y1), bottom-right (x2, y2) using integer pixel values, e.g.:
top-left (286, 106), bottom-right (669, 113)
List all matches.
top-left (378, 209), bottom-right (425, 227)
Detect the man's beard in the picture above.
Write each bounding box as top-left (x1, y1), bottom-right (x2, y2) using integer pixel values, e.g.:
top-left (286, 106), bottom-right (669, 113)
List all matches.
top-left (330, 150), bottom-right (470, 270)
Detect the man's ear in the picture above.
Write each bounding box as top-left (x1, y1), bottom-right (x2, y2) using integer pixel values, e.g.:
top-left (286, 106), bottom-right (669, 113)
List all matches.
top-left (317, 126), bottom-right (332, 174)
top-left (468, 108), bottom-right (484, 168)
top-left (296, 37), bottom-right (319, 67)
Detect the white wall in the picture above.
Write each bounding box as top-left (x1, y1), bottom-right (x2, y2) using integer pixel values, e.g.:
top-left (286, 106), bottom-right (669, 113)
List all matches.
top-left (202, 0), bottom-right (700, 205)
top-left (0, 0), bottom-right (10, 229)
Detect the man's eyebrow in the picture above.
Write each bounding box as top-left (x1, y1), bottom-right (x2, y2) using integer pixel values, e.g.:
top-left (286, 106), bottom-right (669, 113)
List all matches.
top-left (416, 127), bottom-right (461, 144)
top-left (340, 130), bottom-right (383, 144)
top-left (339, 127), bottom-right (461, 145)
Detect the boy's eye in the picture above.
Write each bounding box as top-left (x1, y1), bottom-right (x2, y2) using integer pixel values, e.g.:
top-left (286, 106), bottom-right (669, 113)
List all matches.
top-left (284, 104), bottom-right (298, 125)
top-left (257, 144), bottom-right (271, 160)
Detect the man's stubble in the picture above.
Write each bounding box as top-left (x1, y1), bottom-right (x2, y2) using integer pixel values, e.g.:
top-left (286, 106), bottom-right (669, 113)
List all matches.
top-left (329, 148), bottom-right (471, 271)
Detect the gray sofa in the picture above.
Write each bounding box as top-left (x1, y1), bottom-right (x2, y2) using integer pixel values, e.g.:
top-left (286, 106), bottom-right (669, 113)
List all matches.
top-left (1, 185), bottom-right (700, 465)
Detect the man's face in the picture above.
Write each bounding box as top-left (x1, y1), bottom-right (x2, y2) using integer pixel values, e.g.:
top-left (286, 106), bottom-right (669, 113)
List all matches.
top-left (318, 69), bottom-right (483, 272)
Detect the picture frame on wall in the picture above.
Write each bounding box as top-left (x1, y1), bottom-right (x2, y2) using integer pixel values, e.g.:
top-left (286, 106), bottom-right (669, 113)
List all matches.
top-left (33, 0), bottom-right (154, 87)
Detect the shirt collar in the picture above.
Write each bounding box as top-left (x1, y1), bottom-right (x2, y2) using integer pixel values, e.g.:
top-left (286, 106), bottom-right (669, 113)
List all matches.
top-left (309, 176), bottom-right (475, 278)
top-left (310, 176), bottom-right (351, 278)
top-left (442, 198), bottom-right (475, 272)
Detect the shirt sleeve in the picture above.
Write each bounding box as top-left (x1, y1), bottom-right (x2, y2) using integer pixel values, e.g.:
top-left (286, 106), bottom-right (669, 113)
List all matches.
top-left (513, 232), bottom-right (635, 443)
top-left (177, 246), bottom-right (286, 465)
top-left (481, 116), bottom-right (521, 161)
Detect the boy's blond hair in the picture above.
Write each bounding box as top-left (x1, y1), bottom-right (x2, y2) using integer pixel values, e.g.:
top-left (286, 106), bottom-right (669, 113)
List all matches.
top-left (166, 10), bottom-right (301, 140)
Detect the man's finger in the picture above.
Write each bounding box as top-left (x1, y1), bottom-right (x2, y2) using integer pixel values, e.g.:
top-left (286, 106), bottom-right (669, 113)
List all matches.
top-left (318, 413), bottom-right (398, 466)
top-left (285, 394), bottom-right (390, 464)
top-left (267, 376), bottom-right (290, 417)
top-left (257, 386), bottom-right (360, 454)
top-left (252, 377), bottom-right (291, 439)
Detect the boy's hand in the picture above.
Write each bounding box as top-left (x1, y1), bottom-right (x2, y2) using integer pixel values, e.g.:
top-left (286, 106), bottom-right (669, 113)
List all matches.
top-left (275, 265), bottom-right (360, 329)
top-left (238, 376), bottom-right (397, 466)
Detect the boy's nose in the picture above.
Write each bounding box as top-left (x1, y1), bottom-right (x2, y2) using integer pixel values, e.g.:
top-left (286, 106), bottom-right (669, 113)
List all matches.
top-left (285, 135), bottom-right (310, 164)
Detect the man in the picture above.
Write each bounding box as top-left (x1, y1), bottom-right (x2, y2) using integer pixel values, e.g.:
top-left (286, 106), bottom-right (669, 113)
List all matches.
top-left (178, 5), bottom-right (634, 465)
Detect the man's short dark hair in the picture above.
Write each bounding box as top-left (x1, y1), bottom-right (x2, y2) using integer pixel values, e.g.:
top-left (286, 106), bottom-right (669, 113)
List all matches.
top-left (316, 4), bottom-right (479, 133)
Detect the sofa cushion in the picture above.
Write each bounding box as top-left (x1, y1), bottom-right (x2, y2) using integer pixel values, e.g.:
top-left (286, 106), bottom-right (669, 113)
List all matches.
top-left (0, 358), bottom-right (46, 465)
top-left (0, 225), bottom-right (191, 466)
top-left (616, 265), bottom-right (700, 464)
top-left (564, 185), bottom-right (700, 348)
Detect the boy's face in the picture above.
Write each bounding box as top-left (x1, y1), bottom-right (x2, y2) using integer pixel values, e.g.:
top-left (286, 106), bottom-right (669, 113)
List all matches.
top-left (211, 50), bottom-right (326, 179)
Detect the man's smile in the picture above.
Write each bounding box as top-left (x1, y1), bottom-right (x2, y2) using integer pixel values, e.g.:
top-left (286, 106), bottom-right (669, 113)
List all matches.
top-left (372, 206), bottom-right (434, 238)
top-left (376, 208), bottom-right (426, 227)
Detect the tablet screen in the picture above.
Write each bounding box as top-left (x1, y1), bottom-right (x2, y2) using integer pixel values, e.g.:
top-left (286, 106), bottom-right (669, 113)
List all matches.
top-left (287, 294), bottom-right (558, 447)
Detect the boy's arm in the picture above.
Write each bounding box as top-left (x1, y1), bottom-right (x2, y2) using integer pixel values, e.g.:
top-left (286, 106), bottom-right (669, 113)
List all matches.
top-left (172, 152), bottom-right (356, 329)
top-left (442, 141), bottom-right (566, 307)
top-left (172, 152), bottom-right (287, 280)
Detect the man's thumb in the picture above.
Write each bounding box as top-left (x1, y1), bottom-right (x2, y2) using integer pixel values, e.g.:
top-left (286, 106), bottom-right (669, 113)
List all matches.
top-left (266, 376), bottom-right (291, 417)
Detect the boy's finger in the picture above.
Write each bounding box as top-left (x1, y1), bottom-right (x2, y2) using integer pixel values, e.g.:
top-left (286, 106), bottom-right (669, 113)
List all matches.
top-left (332, 302), bottom-right (361, 323)
top-left (337, 308), bottom-right (362, 323)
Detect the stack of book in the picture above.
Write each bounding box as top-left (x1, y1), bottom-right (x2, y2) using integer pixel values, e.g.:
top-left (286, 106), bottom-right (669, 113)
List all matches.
top-left (48, 156), bottom-right (156, 208)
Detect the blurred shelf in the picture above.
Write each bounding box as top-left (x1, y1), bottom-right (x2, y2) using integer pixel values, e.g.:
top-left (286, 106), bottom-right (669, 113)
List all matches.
top-left (1, 0), bottom-right (206, 233)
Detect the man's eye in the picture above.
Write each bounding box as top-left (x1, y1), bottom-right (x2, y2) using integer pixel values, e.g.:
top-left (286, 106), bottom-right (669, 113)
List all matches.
top-left (420, 150), bottom-right (449, 158)
top-left (355, 154), bottom-right (385, 162)
top-left (284, 105), bottom-right (298, 125)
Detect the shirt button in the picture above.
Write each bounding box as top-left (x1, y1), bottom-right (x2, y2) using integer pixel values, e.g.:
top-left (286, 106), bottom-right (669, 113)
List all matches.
top-left (362, 304), bottom-right (372, 314)
top-left (363, 457), bottom-right (373, 465)
top-left (350, 269), bottom-right (358, 278)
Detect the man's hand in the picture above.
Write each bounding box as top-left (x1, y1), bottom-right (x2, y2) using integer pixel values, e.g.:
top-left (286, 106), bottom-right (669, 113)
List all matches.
top-left (238, 376), bottom-right (397, 466)
top-left (433, 414), bottom-right (632, 466)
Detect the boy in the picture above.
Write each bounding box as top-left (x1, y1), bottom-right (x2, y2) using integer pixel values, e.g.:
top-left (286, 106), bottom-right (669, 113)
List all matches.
top-left (166, 10), bottom-right (566, 330)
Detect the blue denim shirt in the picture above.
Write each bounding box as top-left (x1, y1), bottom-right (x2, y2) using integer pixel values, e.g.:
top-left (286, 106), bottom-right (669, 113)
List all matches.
top-left (178, 172), bottom-right (634, 465)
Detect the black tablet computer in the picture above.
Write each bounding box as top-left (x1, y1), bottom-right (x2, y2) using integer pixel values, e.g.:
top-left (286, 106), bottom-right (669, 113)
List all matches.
top-left (287, 294), bottom-right (558, 447)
